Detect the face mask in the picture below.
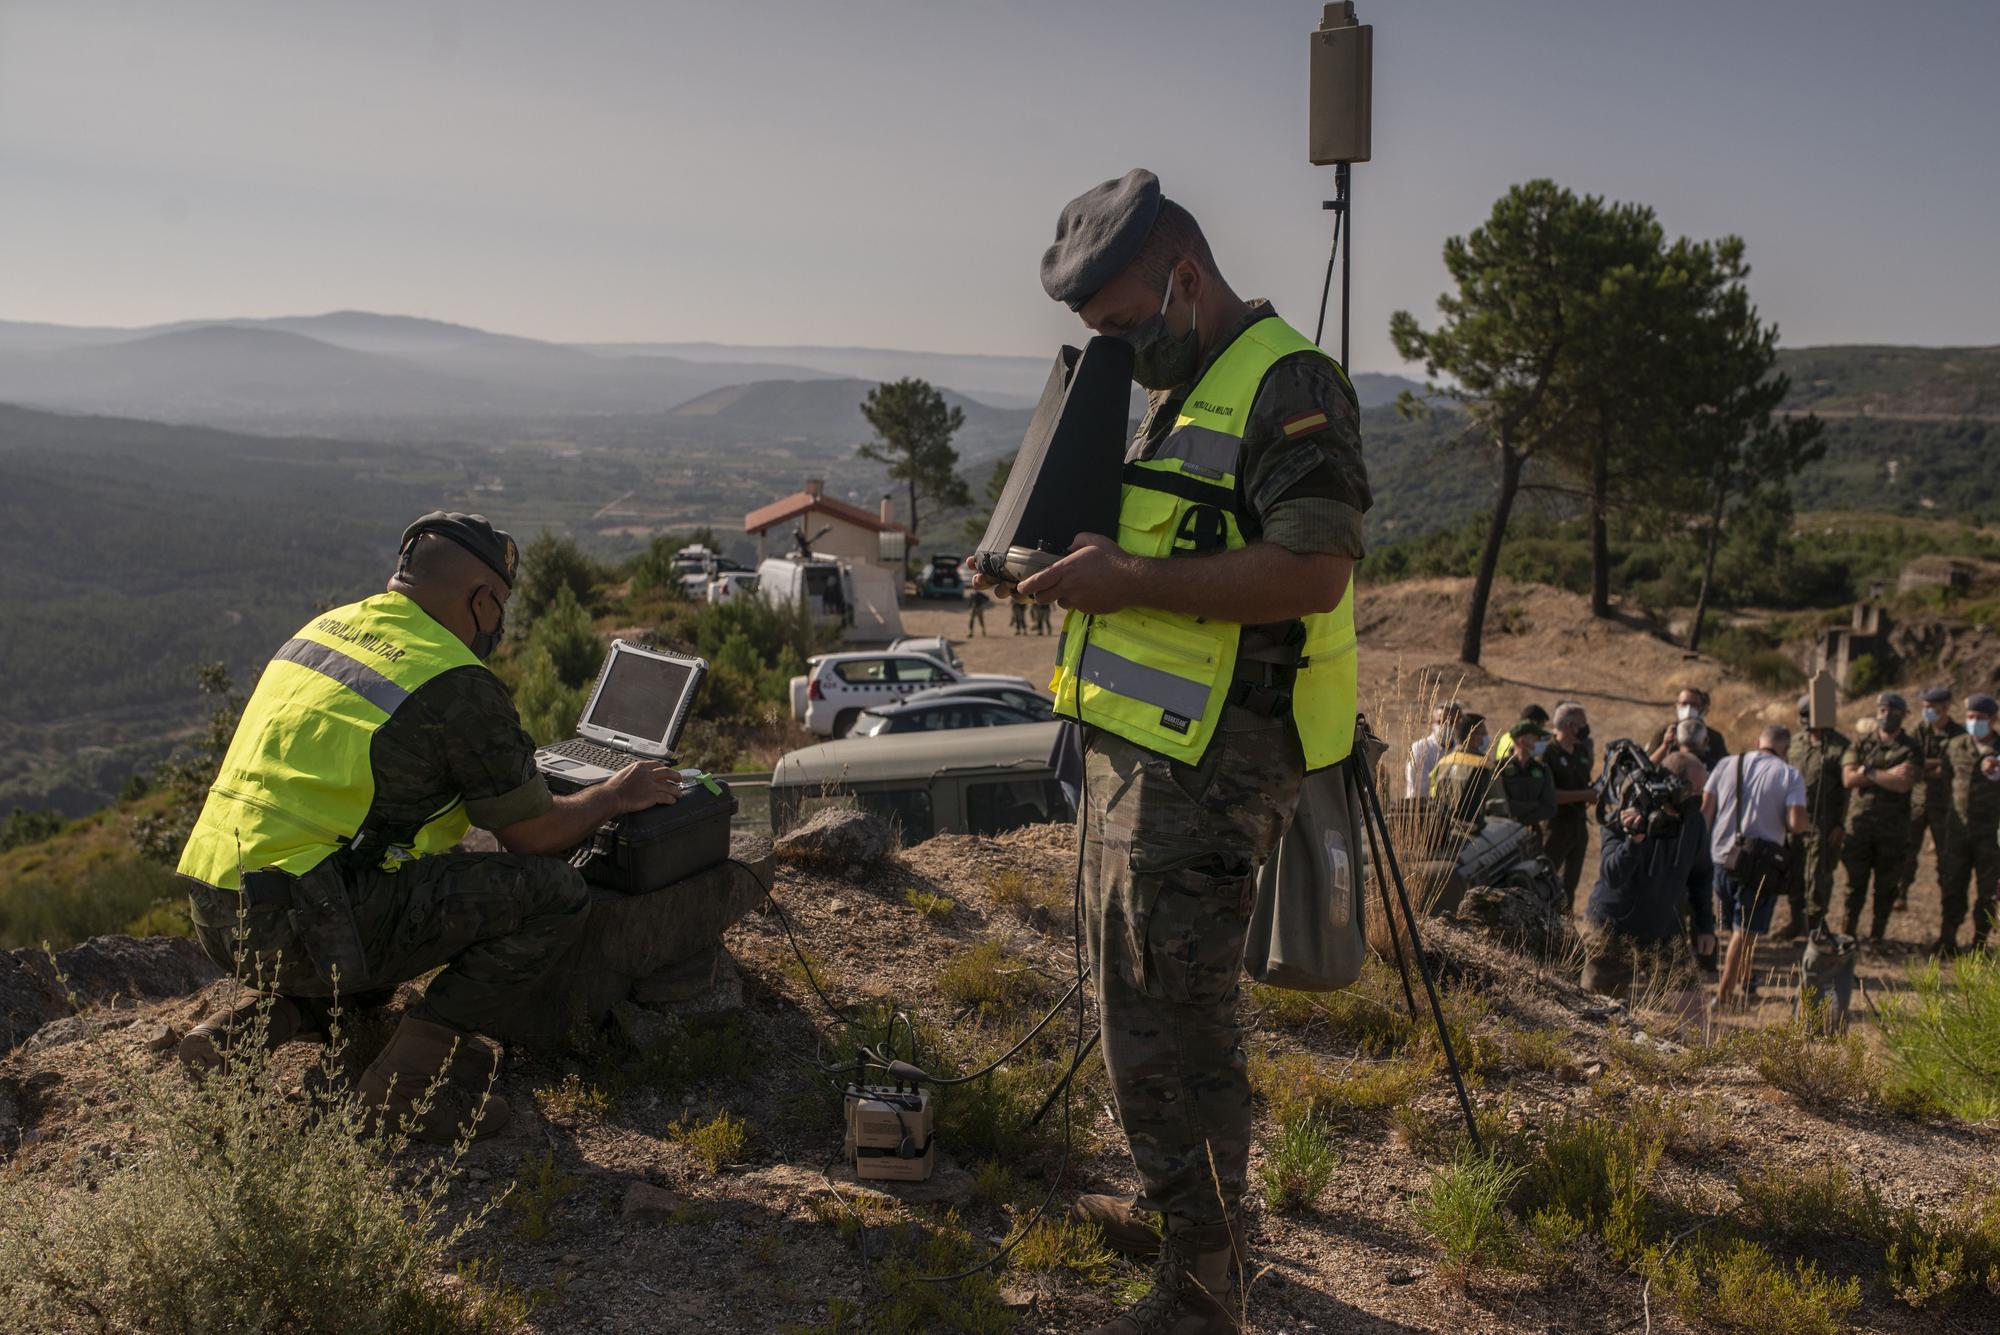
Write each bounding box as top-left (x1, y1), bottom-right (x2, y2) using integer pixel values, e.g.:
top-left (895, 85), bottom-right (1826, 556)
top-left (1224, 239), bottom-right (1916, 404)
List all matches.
top-left (1675, 703), bottom-right (1701, 721)
top-left (468, 588), bottom-right (506, 661)
top-left (1531, 739), bottom-right (1549, 760)
top-left (1923, 707), bottom-right (1939, 724)
top-left (1124, 269), bottom-right (1200, 390)
top-left (1972, 719), bottom-right (1993, 740)
top-left (1471, 735), bottom-right (1489, 755)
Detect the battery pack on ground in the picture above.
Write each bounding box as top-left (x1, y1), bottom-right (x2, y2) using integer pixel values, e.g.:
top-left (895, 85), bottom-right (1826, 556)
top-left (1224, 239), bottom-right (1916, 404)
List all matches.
top-left (843, 1086), bottom-right (935, 1183)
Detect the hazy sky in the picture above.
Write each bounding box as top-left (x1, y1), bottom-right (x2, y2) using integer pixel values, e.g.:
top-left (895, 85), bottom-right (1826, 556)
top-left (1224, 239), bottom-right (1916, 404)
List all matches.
top-left (2, 1), bottom-right (1995, 373)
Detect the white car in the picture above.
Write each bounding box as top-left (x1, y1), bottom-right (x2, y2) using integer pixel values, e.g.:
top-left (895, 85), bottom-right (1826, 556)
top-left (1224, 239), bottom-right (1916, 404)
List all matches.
top-left (888, 635), bottom-right (963, 673)
top-left (791, 650), bottom-right (1037, 738)
top-left (705, 571), bottom-right (759, 605)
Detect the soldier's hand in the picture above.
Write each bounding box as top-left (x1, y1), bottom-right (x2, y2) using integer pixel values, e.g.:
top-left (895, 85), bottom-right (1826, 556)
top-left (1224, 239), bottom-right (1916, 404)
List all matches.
top-left (1017, 533), bottom-right (1139, 613)
top-left (603, 760), bottom-right (683, 815)
top-left (1829, 826), bottom-right (1845, 850)
top-left (1887, 762), bottom-right (1918, 784)
top-left (1982, 755), bottom-right (2000, 781)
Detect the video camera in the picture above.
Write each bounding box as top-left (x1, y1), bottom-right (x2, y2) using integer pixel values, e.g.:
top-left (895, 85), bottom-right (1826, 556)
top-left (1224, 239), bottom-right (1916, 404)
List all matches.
top-left (1596, 738), bottom-right (1685, 837)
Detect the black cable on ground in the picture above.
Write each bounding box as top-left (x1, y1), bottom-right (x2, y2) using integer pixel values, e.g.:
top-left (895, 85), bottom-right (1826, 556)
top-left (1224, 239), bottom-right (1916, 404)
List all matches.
top-left (1353, 749), bottom-right (1484, 1153)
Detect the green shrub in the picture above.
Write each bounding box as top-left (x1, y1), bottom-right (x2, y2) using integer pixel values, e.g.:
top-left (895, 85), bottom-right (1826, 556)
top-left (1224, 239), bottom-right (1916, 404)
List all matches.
top-left (937, 942), bottom-right (1050, 1016)
top-left (1259, 1115), bottom-right (1341, 1214)
top-left (669, 1110), bottom-right (749, 1174)
top-left (1876, 953), bottom-right (2000, 1124)
top-left (905, 888), bottom-right (956, 920)
top-left (1522, 1115), bottom-right (1661, 1261)
top-left (0, 998), bottom-right (515, 1332)
top-left (0, 806), bottom-right (63, 851)
top-left (1644, 1236), bottom-right (1860, 1335)
top-left (513, 529), bottom-right (604, 623)
top-left (1249, 1050), bottom-right (1426, 1129)
top-left (1846, 652), bottom-right (1891, 696)
top-left (1009, 1217), bottom-right (1116, 1284)
top-left (1413, 1149), bottom-right (1524, 1278)
top-left (0, 854), bottom-right (184, 951)
top-left (507, 1150), bottom-right (583, 1241)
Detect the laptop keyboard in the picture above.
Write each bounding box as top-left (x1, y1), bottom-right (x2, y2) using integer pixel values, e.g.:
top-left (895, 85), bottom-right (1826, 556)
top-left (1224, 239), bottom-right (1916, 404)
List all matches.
top-left (541, 738), bottom-right (638, 771)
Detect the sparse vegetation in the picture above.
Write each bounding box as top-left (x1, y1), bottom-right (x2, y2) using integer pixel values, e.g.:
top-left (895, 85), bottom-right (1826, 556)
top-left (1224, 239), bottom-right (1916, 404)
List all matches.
top-left (1642, 1236), bottom-right (1861, 1335)
top-left (905, 887), bottom-right (957, 920)
top-left (0, 995), bottom-right (513, 1332)
top-left (980, 866), bottom-right (1071, 927)
top-left (937, 942), bottom-right (1050, 1016)
top-left (1009, 1217), bottom-right (1117, 1284)
top-left (1413, 1149), bottom-right (1525, 1279)
top-left (1259, 1115), bottom-right (1341, 1214)
top-left (507, 1150), bottom-right (583, 1241)
top-left (670, 1110), bottom-right (750, 1174)
top-left (1876, 953), bottom-right (2000, 1124)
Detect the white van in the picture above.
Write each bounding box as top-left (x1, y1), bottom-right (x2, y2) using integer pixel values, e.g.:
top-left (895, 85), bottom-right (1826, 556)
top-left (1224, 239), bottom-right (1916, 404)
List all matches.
top-left (758, 555), bottom-right (905, 643)
top-left (706, 571), bottom-right (759, 605)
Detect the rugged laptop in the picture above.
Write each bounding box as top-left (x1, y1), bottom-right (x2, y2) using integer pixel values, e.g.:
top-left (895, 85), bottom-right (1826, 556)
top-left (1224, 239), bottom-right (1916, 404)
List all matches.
top-left (534, 639), bottom-right (707, 788)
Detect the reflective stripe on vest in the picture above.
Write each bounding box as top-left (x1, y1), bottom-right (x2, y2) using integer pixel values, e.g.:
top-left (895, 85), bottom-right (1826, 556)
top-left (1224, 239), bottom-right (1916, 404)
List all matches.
top-left (1050, 315), bottom-right (1359, 770)
top-left (177, 592), bottom-right (484, 890)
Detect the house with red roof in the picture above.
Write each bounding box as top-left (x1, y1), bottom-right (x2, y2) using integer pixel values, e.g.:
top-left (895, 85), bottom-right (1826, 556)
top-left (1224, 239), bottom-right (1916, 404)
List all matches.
top-left (743, 478), bottom-right (913, 573)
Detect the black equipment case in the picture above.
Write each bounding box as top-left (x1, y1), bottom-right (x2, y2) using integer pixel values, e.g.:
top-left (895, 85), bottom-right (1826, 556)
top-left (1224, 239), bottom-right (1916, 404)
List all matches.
top-left (572, 779), bottom-right (737, 894)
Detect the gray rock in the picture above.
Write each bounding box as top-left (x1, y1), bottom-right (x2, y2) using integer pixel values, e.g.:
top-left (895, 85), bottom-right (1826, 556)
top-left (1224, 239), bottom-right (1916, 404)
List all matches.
top-left (773, 808), bottom-right (894, 872)
top-left (31, 935), bottom-right (221, 1004)
top-left (0, 952), bottom-right (72, 1056)
top-left (610, 1000), bottom-right (681, 1055)
top-left (620, 1181), bottom-right (685, 1223)
top-left (140, 1021), bottom-right (179, 1052)
top-left (20, 1013), bottom-right (131, 1054)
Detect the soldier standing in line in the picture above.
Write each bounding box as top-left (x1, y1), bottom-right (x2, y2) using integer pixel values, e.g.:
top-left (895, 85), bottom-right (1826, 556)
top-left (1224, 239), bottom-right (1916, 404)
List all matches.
top-left (1783, 695), bottom-right (1849, 938)
top-left (1897, 685), bottom-right (1963, 913)
top-left (1486, 719), bottom-right (1559, 836)
top-left (1544, 701), bottom-right (1597, 912)
top-left (1934, 694), bottom-right (2000, 956)
top-left (997, 169), bottom-right (1370, 1335)
top-left (1839, 692), bottom-right (1922, 942)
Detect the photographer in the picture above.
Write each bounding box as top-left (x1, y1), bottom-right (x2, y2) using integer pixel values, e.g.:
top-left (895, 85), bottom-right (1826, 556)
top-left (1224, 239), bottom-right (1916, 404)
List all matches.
top-left (1702, 725), bottom-right (1809, 1004)
top-left (1581, 759), bottom-right (1714, 1002)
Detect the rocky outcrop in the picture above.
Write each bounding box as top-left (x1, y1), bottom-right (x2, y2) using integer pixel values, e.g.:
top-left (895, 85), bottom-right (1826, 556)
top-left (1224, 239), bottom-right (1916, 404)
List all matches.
top-left (1, 935), bottom-right (221, 1055)
top-left (773, 807), bottom-right (895, 873)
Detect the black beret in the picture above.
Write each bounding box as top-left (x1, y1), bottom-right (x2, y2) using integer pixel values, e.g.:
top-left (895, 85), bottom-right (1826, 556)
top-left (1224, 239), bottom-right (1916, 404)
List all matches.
top-left (1969, 694), bottom-right (1999, 716)
top-left (1040, 168), bottom-right (1162, 310)
top-left (1509, 719), bottom-right (1551, 741)
top-left (1920, 686), bottom-right (1952, 704)
top-left (1877, 691), bottom-right (1908, 712)
top-left (400, 511), bottom-right (518, 588)
top-left (1520, 703), bottom-right (1550, 724)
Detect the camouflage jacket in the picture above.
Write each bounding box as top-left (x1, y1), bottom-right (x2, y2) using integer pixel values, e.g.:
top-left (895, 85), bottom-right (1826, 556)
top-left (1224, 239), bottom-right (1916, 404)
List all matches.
top-left (367, 667), bottom-right (553, 838)
top-left (1943, 732), bottom-right (2000, 833)
top-left (1545, 742), bottom-right (1594, 830)
top-left (1911, 717), bottom-right (1966, 803)
top-left (1794, 728), bottom-right (1850, 833)
top-left (1845, 727), bottom-right (1923, 830)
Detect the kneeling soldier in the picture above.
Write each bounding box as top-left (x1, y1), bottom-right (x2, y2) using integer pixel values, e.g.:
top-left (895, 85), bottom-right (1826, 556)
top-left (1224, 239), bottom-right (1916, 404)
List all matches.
top-left (176, 513), bottom-right (684, 1141)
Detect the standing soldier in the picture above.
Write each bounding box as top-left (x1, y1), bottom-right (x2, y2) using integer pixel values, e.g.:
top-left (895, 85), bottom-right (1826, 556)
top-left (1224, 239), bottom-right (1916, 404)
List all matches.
top-left (1934, 694), bottom-right (2000, 956)
top-left (1486, 719), bottom-right (1559, 835)
top-left (1839, 692), bottom-right (1922, 942)
top-left (1544, 701), bottom-right (1597, 913)
top-left (1783, 696), bottom-right (1849, 938)
top-left (1897, 686), bottom-right (1963, 913)
top-left (999, 169), bottom-right (1368, 1334)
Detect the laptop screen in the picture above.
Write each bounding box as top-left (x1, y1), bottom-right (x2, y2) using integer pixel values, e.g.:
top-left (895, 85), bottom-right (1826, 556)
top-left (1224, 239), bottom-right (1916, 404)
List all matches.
top-left (584, 647), bottom-right (697, 746)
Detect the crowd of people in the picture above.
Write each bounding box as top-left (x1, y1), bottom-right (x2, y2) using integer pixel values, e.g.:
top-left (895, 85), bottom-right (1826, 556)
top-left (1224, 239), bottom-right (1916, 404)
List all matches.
top-left (1404, 684), bottom-right (2000, 1004)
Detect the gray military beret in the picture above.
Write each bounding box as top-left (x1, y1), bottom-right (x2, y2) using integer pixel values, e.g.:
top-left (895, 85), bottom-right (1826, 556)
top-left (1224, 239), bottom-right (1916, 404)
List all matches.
top-left (1877, 691), bottom-right (1909, 712)
top-left (1969, 694), bottom-right (1998, 716)
top-left (1040, 168), bottom-right (1162, 310)
top-left (1920, 685), bottom-right (1951, 704)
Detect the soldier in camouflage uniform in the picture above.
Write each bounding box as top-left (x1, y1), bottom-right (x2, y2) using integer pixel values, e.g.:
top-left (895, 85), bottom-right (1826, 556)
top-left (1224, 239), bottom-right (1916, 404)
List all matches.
top-left (1839, 692), bottom-right (1923, 942)
top-left (1783, 696), bottom-right (1850, 937)
top-left (177, 514), bottom-right (685, 1142)
top-left (1543, 702), bottom-right (1598, 913)
top-left (1934, 694), bottom-right (2000, 955)
top-left (1896, 686), bottom-right (1963, 912)
top-left (1009, 170), bottom-right (1370, 1335)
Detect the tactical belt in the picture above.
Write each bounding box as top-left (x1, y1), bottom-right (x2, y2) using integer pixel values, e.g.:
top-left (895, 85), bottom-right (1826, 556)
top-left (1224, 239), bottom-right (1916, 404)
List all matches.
top-left (1228, 637), bottom-right (1304, 719)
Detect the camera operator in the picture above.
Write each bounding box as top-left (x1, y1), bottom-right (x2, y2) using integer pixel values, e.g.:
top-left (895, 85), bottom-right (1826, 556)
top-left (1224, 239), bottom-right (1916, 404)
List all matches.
top-left (1580, 759), bottom-right (1715, 1002)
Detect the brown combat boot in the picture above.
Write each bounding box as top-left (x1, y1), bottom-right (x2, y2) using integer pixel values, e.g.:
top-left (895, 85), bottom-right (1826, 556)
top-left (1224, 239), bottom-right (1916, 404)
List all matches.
top-left (356, 1016), bottom-right (509, 1143)
top-left (177, 992), bottom-right (317, 1073)
top-left (1072, 1193), bottom-right (1162, 1259)
top-left (1084, 1223), bottom-right (1243, 1335)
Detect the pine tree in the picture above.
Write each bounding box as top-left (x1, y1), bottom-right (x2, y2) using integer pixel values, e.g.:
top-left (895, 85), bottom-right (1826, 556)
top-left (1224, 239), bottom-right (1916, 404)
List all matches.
top-left (857, 379), bottom-right (971, 553)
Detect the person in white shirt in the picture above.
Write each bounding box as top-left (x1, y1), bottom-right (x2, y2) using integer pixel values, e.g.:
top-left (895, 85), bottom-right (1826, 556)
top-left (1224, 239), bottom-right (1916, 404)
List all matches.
top-left (1702, 725), bottom-right (1809, 1003)
top-left (1407, 701), bottom-right (1462, 800)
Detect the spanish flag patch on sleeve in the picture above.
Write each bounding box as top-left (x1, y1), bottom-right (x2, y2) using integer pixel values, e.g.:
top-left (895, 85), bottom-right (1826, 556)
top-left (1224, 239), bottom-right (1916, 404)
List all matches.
top-left (1282, 410), bottom-right (1330, 438)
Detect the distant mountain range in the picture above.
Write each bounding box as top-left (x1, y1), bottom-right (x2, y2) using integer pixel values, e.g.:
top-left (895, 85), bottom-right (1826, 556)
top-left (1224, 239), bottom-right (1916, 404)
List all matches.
top-left (0, 311), bottom-right (1424, 435)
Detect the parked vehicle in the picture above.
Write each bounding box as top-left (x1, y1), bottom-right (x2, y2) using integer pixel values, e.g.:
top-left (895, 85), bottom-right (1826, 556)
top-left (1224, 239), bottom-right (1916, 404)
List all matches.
top-left (888, 635), bottom-right (964, 673)
top-left (705, 571), bottom-right (759, 605)
top-left (917, 554), bottom-right (964, 599)
top-left (770, 721), bottom-right (1070, 841)
top-left (902, 681), bottom-right (1054, 720)
top-left (848, 696), bottom-right (1039, 738)
top-left (758, 555), bottom-right (855, 629)
top-left (791, 650), bottom-right (1036, 737)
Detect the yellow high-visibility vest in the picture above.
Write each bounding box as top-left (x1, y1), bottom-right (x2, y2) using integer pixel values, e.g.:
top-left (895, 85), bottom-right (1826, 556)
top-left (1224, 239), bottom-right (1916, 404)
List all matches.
top-left (178, 593), bottom-right (483, 890)
top-left (1049, 316), bottom-right (1358, 770)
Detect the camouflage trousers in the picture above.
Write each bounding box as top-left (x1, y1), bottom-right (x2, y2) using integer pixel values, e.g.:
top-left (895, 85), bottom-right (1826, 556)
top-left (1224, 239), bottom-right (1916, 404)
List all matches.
top-left (1081, 710), bottom-right (1304, 1234)
top-left (185, 850), bottom-right (590, 1036)
top-left (1899, 791), bottom-right (1952, 900)
top-left (1783, 826), bottom-right (1842, 924)
top-left (1938, 821), bottom-right (2000, 944)
top-left (1543, 813), bottom-right (1590, 912)
top-left (1840, 820), bottom-right (1908, 937)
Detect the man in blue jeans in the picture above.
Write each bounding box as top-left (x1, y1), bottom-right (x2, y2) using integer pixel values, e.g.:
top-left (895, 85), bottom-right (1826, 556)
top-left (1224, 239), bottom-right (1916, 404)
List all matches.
top-left (1703, 724), bottom-right (1809, 1004)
